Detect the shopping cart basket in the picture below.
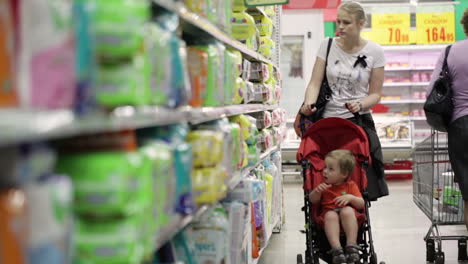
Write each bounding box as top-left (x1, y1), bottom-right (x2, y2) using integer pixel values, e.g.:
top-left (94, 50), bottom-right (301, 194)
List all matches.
top-left (413, 130), bottom-right (468, 264)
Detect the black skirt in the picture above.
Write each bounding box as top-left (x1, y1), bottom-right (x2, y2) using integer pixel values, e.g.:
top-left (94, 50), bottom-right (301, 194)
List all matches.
top-left (347, 113), bottom-right (389, 201)
top-left (448, 115), bottom-right (468, 200)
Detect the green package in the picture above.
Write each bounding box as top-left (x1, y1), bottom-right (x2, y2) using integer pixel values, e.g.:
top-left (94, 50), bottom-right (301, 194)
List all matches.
top-left (96, 53), bottom-right (151, 107)
top-left (94, 0), bottom-right (150, 58)
top-left (74, 217), bottom-right (144, 264)
top-left (56, 152), bottom-right (136, 217)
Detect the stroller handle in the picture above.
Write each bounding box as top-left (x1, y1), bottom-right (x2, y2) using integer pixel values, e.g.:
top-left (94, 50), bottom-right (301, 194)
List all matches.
top-left (299, 104), bottom-right (363, 136)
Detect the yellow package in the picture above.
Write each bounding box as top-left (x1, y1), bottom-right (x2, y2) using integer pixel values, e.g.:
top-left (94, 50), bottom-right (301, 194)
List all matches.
top-left (192, 167), bottom-right (227, 204)
top-left (187, 130), bottom-right (224, 167)
top-left (232, 0), bottom-right (247, 12)
top-left (230, 115), bottom-right (252, 141)
top-left (258, 37), bottom-right (275, 58)
top-left (253, 14), bottom-right (273, 37)
top-left (232, 77), bottom-right (246, 104)
top-left (231, 12), bottom-right (256, 41)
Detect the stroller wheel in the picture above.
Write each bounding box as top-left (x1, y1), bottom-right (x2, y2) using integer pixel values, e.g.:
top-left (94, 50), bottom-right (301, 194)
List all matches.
top-left (370, 252), bottom-right (378, 264)
top-left (435, 251), bottom-right (445, 264)
top-left (297, 254), bottom-right (303, 264)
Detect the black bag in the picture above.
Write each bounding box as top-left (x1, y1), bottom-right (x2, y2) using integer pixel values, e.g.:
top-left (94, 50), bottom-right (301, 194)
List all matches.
top-left (294, 38), bottom-right (333, 136)
top-left (424, 45), bottom-right (453, 132)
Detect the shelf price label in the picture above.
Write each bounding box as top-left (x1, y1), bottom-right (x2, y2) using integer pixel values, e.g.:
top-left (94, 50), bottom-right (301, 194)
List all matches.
top-left (244, 0), bottom-right (289, 6)
top-left (371, 8), bottom-right (411, 45)
top-left (416, 6), bottom-right (455, 44)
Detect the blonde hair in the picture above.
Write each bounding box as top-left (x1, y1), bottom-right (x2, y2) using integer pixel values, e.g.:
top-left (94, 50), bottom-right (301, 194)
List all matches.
top-left (338, 1), bottom-right (366, 23)
top-left (326, 149), bottom-right (355, 177)
top-left (461, 8), bottom-right (468, 36)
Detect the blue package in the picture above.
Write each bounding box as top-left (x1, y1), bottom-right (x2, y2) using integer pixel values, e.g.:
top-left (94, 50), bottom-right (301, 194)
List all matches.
top-left (73, 0), bottom-right (97, 115)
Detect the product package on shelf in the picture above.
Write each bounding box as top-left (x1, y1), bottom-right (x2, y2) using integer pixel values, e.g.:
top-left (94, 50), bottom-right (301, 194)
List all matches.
top-left (223, 201), bottom-right (250, 264)
top-left (187, 44), bottom-right (224, 107)
top-left (0, 0), bottom-right (18, 108)
top-left (258, 36), bottom-right (275, 59)
top-left (224, 49), bottom-right (241, 105)
top-left (24, 175), bottom-right (74, 264)
top-left (249, 111), bottom-right (272, 130)
top-left (231, 11), bottom-right (256, 42)
top-left (18, 0), bottom-right (76, 110)
top-left (191, 205), bottom-right (230, 264)
top-left (0, 188), bottom-right (27, 263)
top-left (233, 77), bottom-right (246, 104)
top-left (249, 62), bottom-right (270, 82)
top-left (252, 12), bottom-right (273, 38)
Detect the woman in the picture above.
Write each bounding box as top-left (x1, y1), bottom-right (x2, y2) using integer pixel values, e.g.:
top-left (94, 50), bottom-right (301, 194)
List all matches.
top-left (427, 8), bottom-right (468, 231)
top-left (300, 1), bottom-right (388, 200)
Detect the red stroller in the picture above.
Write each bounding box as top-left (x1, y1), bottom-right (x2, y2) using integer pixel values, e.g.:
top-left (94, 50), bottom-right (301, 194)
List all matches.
top-left (296, 117), bottom-right (383, 264)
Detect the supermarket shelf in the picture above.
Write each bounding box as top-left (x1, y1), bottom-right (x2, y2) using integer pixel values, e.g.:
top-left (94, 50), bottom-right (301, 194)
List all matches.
top-left (383, 82), bottom-right (430, 87)
top-left (0, 104), bottom-right (277, 146)
top-left (385, 66), bottom-right (435, 71)
top-left (382, 143), bottom-right (413, 149)
top-left (381, 99), bottom-right (425, 104)
top-left (228, 145), bottom-right (280, 190)
top-left (154, 205), bottom-right (209, 251)
top-left (153, 0), bottom-right (276, 66)
top-left (382, 44), bottom-right (447, 51)
top-left (410, 116), bottom-right (427, 121)
top-left (189, 104), bottom-right (279, 125)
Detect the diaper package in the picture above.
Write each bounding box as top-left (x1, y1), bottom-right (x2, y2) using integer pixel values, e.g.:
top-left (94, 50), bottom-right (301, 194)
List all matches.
top-left (249, 62), bottom-right (270, 82)
top-left (192, 205), bottom-right (230, 264)
top-left (233, 77), bottom-right (246, 104)
top-left (73, 0), bottom-right (97, 115)
top-left (187, 46), bottom-right (209, 107)
top-left (192, 166), bottom-right (227, 204)
top-left (232, 0), bottom-right (247, 12)
top-left (223, 49), bottom-right (239, 105)
top-left (0, 188), bottom-right (27, 264)
top-left (225, 176), bottom-right (265, 203)
top-left (0, 1), bottom-right (18, 107)
top-left (94, 0), bottom-right (150, 58)
top-left (253, 14), bottom-right (273, 37)
top-left (96, 54), bottom-right (151, 107)
top-left (187, 130), bottom-right (224, 167)
top-left (56, 151), bottom-right (136, 217)
top-left (231, 12), bottom-right (256, 41)
top-left (18, 0), bottom-right (76, 109)
top-left (25, 175), bottom-right (73, 264)
top-left (74, 216), bottom-right (144, 264)
top-left (223, 201), bottom-right (250, 264)
top-left (258, 36), bottom-right (275, 59)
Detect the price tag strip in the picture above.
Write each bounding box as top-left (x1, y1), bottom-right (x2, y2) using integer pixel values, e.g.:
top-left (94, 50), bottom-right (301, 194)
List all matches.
top-left (245, 0), bottom-right (289, 7)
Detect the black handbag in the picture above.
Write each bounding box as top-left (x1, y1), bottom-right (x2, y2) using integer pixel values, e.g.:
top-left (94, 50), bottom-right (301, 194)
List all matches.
top-left (424, 45), bottom-right (453, 132)
top-left (294, 38), bottom-right (333, 136)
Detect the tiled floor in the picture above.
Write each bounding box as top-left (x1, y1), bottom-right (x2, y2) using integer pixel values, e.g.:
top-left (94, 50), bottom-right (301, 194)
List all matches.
top-left (258, 180), bottom-right (468, 264)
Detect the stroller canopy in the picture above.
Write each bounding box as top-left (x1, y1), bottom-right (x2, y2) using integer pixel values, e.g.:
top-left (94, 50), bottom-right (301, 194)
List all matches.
top-left (296, 117), bottom-right (370, 191)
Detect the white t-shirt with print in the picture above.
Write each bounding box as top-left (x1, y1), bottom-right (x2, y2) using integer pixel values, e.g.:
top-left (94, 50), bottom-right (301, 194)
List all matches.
top-left (316, 37), bottom-right (385, 119)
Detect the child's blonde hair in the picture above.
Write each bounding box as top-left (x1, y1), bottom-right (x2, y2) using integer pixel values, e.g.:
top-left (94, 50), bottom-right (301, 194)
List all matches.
top-left (326, 149), bottom-right (355, 177)
top-left (338, 1), bottom-right (366, 23)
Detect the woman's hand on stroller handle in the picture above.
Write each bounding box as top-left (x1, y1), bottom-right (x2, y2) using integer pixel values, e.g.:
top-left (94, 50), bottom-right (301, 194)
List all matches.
top-left (300, 103), bottom-right (317, 116)
top-left (345, 101), bottom-right (362, 114)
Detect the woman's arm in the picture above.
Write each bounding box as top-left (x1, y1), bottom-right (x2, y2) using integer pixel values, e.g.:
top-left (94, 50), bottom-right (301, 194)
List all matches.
top-left (301, 57), bottom-right (326, 115)
top-left (347, 66), bottom-right (384, 113)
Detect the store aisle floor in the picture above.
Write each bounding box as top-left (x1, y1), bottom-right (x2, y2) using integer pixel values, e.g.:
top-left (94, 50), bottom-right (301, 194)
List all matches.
top-left (259, 180), bottom-right (467, 264)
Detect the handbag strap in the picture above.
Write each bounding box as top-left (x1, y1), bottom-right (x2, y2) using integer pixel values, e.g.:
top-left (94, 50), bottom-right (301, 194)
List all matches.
top-left (441, 45), bottom-right (452, 79)
top-left (324, 37), bottom-right (333, 81)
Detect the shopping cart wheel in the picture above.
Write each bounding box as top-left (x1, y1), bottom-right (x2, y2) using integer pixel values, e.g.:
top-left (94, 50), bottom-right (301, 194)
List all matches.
top-left (426, 239), bottom-right (436, 262)
top-left (297, 254), bottom-right (303, 264)
top-left (435, 251), bottom-right (445, 264)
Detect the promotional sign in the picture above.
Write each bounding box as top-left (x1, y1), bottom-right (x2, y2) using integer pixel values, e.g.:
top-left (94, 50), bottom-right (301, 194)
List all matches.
top-left (416, 6), bottom-right (455, 44)
top-left (369, 7), bottom-right (411, 45)
top-left (245, 0), bottom-right (289, 7)
top-left (283, 0), bottom-right (341, 9)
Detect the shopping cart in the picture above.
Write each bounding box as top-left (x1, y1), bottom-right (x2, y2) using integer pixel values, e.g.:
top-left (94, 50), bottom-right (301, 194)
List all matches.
top-left (413, 131), bottom-right (468, 264)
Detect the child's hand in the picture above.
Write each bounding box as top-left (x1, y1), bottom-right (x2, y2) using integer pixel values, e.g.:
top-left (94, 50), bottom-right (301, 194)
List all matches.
top-left (334, 194), bottom-right (355, 206)
top-left (314, 183), bottom-right (331, 194)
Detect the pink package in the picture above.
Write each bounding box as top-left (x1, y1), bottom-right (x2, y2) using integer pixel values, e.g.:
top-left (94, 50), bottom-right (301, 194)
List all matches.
top-left (271, 109), bottom-right (281, 126)
top-left (19, 0), bottom-right (76, 110)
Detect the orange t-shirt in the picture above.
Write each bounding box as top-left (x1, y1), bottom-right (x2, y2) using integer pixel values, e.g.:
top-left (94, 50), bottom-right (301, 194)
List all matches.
top-left (321, 180), bottom-right (362, 212)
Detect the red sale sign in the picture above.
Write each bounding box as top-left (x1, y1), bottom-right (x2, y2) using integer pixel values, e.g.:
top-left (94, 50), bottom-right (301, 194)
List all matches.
top-left (283, 0), bottom-right (341, 9)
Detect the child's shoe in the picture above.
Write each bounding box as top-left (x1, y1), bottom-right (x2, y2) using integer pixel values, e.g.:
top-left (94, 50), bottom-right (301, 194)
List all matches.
top-left (345, 244), bottom-right (361, 263)
top-left (328, 247), bottom-right (347, 264)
